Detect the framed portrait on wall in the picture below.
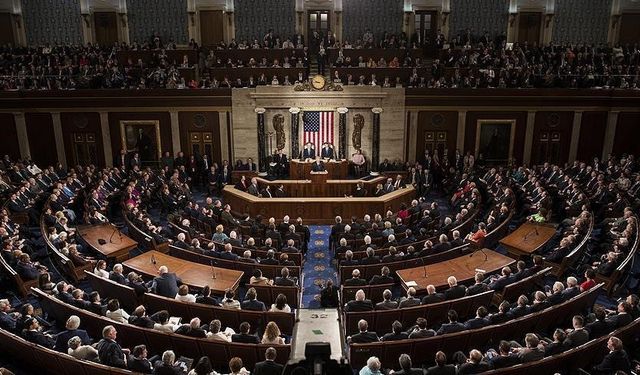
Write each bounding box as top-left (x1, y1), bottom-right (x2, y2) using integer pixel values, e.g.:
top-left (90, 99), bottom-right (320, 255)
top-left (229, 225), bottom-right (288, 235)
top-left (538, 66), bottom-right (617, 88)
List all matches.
top-left (119, 120), bottom-right (162, 165)
top-left (475, 119), bottom-right (516, 165)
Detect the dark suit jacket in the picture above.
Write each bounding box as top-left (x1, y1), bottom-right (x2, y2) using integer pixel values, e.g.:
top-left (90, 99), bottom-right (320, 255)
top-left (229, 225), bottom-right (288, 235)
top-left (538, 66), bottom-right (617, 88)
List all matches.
top-left (369, 275), bottom-right (394, 285)
top-left (375, 300), bottom-right (399, 310)
top-left (24, 329), bottom-right (55, 349)
top-left (152, 362), bottom-right (184, 375)
top-left (345, 299), bottom-right (374, 312)
top-left (109, 272), bottom-right (127, 285)
top-left (151, 273), bottom-right (181, 298)
top-left (231, 333), bottom-right (260, 344)
top-left (54, 328), bottom-right (92, 352)
top-left (253, 360), bottom-right (284, 375)
top-left (349, 331), bottom-right (379, 343)
top-left (425, 364), bottom-right (456, 375)
top-left (605, 313), bottom-right (632, 329)
top-left (241, 299), bottom-right (266, 311)
top-left (97, 338), bottom-right (128, 368)
top-left (464, 317), bottom-right (489, 330)
top-left (466, 283), bottom-right (489, 296)
top-left (320, 285), bottom-right (339, 307)
top-left (592, 349), bottom-right (631, 374)
top-left (344, 278), bottom-right (367, 286)
top-left (274, 277), bottom-right (297, 286)
top-left (399, 297), bottom-right (421, 308)
top-left (128, 357), bottom-right (153, 373)
top-left (458, 362), bottom-right (491, 374)
top-left (444, 285), bottom-right (467, 300)
top-left (564, 328), bottom-right (589, 348)
top-left (421, 293), bottom-right (445, 305)
top-left (381, 332), bottom-right (409, 341)
top-left (436, 322), bottom-right (465, 335)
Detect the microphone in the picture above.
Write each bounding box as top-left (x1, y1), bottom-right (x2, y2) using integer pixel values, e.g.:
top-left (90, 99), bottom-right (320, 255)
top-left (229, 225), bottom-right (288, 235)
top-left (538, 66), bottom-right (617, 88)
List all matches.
top-left (420, 255), bottom-right (427, 278)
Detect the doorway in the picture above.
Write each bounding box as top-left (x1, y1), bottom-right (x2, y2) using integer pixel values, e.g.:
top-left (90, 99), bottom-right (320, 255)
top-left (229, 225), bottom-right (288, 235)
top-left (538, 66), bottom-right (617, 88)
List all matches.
top-left (94, 12), bottom-right (118, 46)
top-left (188, 132), bottom-right (214, 162)
top-left (414, 11), bottom-right (438, 53)
top-left (200, 10), bottom-right (224, 46)
top-left (307, 10), bottom-right (330, 50)
top-left (517, 12), bottom-right (542, 44)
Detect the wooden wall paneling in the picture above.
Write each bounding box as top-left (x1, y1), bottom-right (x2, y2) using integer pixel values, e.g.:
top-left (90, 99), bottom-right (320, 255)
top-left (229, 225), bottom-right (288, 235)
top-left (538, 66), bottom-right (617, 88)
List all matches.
top-left (576, 111), bottom-right (607, 161)
top-left (177, 111), bottom-right (222, 163)
top-left (0, 13), bottom-right (15, 46)
top-left (416, 111), bottom-right (457, 164)
top-left (93, 12), bottom-right (119, 46)
top-left (107, 112), bottom-right (172, 162)
top-left (24, 113), bottom-right (57, 167)
top-left (199, 10), bottom-right (224, 46)
top-left (531, 111), bottom-right (574, 165)
top-left (613, 112), bottom-right (640, 157)
top-left (60, 112), bottom-right (104, 167)
top-left (618, 14), bottom-right (640, 45)
top-left (0, 114), bottom-right (20, 160)
top-left (464, 111), bottom-right (527, 164)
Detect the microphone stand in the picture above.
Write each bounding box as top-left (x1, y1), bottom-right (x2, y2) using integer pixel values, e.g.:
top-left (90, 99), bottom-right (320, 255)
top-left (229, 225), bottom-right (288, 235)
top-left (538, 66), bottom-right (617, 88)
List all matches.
top-left (211, 260), bottom-right (217, 279)
top-left (469, 246), bottom-right (488, 261)
top-left (420, 255), bottom-right (427, 278)
top-left (108, 226), bottom-right (122, 244)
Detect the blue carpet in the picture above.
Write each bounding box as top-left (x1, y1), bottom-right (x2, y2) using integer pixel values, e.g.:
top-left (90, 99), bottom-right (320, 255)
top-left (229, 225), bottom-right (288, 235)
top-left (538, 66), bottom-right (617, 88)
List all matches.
top-left (301, 225), bottom-right (337, 308)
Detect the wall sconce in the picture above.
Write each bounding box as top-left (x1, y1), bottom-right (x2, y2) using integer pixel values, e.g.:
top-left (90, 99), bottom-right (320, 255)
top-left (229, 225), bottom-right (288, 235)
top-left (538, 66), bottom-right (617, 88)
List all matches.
top-left (404, 11), bottom-right (412, 27)
top-left (188, 11), bottom-right (196, 27)
top-left (441, 11), bottom-right (449, 26)
top-left (545, 14), bottom-right (553, 28)
top-left (227, 11), bottom-right (234, 26)
top-left (509, 12), bottom-right (517, 27)
top-left (612, 15), bottom-right (621, 28)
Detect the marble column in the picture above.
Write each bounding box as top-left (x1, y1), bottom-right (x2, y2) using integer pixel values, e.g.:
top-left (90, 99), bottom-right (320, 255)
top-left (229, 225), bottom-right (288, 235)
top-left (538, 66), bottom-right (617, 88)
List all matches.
top-left (219, 111), bottom-right (230, 161)
top-left (337, 107), bottom-right (348, 160)
top-left (99, 112), bottom-right (113, 167)
top-left (568, 111), bottom-right (583, 162)
top-left (289, 107), bottom-right (301, 159)
top-left (169, 111), bottom-right (181, 155)
top-left (371, 108), bottom-right (383, 172)
top-left (51, 112), bottom-right (66, 166)
top-left (255, 108), bottom-right (267, 172)
top-left (456, 110), bottom-right (467, 152)
top-left (523, 110), bottom-right (536, 165)
top-left (13, 112), bottom-right (30, 160)
top-left (602, 111), bottom-right (619, 160)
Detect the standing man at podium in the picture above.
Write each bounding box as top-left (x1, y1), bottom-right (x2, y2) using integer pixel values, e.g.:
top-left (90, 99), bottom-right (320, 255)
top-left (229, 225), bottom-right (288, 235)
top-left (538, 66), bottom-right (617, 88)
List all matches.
top-left (321, 143), bottom-right (335, 159)
top-left (301, 143), bottom-right (316, 160)
top-left (273, 149), bottom-right (288, 178)
top-left (311, 156), bottom-right (326, 172)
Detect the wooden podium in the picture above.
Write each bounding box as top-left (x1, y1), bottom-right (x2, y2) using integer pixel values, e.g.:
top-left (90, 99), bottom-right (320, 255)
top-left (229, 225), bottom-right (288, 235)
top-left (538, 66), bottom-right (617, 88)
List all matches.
top-left (499, 222), bottom-right (556, 258)
top-left (290, 159), bottom-right (348, 179)
top-left (309, 171), bottom-right (329, 196)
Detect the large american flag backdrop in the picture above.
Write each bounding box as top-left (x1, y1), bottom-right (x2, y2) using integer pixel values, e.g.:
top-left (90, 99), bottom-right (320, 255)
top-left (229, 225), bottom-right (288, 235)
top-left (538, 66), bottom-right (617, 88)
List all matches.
top-left (302, 111), bottom-right (334, 147)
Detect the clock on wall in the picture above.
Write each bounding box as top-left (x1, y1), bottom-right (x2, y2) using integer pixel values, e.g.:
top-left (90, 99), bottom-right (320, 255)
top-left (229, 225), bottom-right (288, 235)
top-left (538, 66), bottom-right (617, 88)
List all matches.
top-left (311, 74), bottom-right (326, 90)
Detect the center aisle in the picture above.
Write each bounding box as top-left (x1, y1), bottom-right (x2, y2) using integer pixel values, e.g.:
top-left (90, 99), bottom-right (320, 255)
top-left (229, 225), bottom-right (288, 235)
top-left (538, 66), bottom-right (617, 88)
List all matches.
top-left (301, 225), bottom-right (337, 308)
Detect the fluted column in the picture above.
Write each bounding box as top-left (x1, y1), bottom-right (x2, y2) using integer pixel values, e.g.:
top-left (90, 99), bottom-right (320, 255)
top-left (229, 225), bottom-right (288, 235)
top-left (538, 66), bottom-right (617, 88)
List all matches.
top-left (255, 108), bottom-right (267, 172)
top-left (337, 107), bottom-right (348, 160)
top-left (371, 107), bottom-right (383, 172)
top-left (289, 107), bottom-right (300, 158)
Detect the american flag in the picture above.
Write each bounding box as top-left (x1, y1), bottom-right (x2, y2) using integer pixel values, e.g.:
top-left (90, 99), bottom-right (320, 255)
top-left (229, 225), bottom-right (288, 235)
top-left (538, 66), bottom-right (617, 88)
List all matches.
top-left (303, 111), bottom-right (334, 147)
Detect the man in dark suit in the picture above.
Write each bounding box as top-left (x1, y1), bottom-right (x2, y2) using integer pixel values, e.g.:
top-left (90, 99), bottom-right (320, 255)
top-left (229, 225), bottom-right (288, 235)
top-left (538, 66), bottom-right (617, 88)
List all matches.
top-left (464, 306), bottom-right (490, 330)
top-left (444, 276), bottom-right (467, 300)
top-left (563, 315), bottom-right (589, 348)
top-left (426, 351), bottom-right (456, 375)
top-left (466, 273), bottom-right (490, 296)
top-left (489, 341), bottom-right (520, 369)
top-left (487, 267), bottom-right (514, 291)
top-left (436, 310), bottom-right (466, 335)
top-left (320, 279), bottom-right (339, 308)
top-left (96, 325), bottom-right (129, 369)
top-left (344, 269), bottom-right (367, 286)
top-left (348, 319), bottom-right (379, 344)
top-left (398, 287), bottom-right (421, 308)
top-left (360, 247), bottom-right (381, 265)
top-left (432, 234), bottom-right (451, 253)
top-left (381, 320), bottom-right (409, 341)
top-left (369, 266), bottom-right (394, 285)
top-left (375, 289), bottom-right (398, 310)
top-left (393, 354), bottom-right (423, 375)
top-left (54, 315), bottom-right (92, 352)
top-left (108, 264), bottom-right (127, 285)
top-left (241, 288), bottom-right (266, 311)
top-left (421, 284), bottom-right (445, 305)
top-left (23, 317), bottom-right (55, 349)
top-left (605, 301), bottom-right (633, 329)
top-left (344, 289), bottom-right (374, 312)
top-left (274, 267), bottom-right (297, 286)
top-left (174, 317), bottom-right (208, 338)
top-left (457, 349), bottom-right (491, 374)
top-left (254, 347), bottom-right (284, 375)
top-left (148, 266), bottom-right (182, 298)
top-left (513, 333), bottom-right (545, 363)
top-left (301, 143), bottom-right (316, 159)
top-left (591, 336), bottom-right (632, 374)
top-left (320, 143), bottom-right (334, 159)
top-left (311, 157), bottom-right (325, 172)
top-left (407, 317), bottom-right (436, 339)
top-left (0, 299), bottom-right (18, 333)
top-left (231, 322), bottom-right (260, 344)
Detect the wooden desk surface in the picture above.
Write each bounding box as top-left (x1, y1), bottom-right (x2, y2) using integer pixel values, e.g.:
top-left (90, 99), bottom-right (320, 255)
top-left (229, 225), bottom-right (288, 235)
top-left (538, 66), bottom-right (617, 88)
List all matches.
top-left (396, 249), bottom-right (515, 293)
top-left (123, 250), bottom-right (243, 293)
top-left (499, 222), bottom-right (556, 256)
top-left (78, 224), bottom-right (138, 261)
